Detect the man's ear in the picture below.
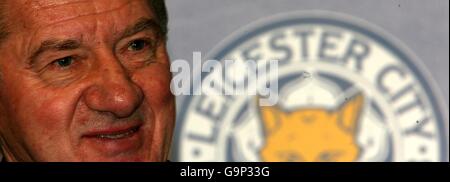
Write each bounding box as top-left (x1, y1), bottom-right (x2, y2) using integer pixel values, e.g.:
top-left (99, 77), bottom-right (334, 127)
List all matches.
top-left (259, 105), bottom-right (283, 135)
top-left (337, 93), bottom-right (364, 134)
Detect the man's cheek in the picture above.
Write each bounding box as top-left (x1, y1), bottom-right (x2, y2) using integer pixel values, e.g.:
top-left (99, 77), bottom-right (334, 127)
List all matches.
top-left (5, 92), bottom-right (78, 161)
top-left (134, 65), bottom-right (173, 107)
top-left (36, 98), bottom-right (71, 126)
top-left (19, 90), bottom-right (78, 141)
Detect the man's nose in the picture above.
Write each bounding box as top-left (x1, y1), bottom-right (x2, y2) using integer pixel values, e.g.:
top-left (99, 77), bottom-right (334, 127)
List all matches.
top-left (83, 58), bottom-right (143, 118)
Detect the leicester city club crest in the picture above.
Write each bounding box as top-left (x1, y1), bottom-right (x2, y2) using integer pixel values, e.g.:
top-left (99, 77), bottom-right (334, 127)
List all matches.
top-left (172, 11), bottom-right (449, 162)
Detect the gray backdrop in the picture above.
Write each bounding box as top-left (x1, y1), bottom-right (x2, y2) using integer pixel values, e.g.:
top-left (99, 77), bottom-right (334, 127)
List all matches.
top-left (166, 0), bottom-right (449, 109)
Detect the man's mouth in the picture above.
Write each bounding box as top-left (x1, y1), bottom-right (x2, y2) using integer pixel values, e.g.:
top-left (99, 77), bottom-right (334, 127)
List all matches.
top-left (80, 123), bottom-right (145, 159)
top-left (84, 125), bottom-right (141, 140)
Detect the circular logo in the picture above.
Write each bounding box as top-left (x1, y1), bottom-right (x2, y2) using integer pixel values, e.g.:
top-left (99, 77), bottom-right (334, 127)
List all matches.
top-left (173, 11), bottom-right (449, 162)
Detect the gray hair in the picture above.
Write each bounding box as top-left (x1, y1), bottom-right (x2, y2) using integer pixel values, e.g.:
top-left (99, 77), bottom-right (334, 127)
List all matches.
top-left (0, 0), bottom-right (168, 45)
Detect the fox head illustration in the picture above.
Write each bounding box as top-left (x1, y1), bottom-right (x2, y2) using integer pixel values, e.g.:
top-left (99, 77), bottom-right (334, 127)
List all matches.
top-left (259, 93), bottom-right (364, 162)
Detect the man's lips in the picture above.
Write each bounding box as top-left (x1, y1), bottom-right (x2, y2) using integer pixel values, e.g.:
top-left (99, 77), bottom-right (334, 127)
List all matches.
top-left (83, 125), bottom-right (141, 140)
top-left (80, 123), bottom-right (145, 159)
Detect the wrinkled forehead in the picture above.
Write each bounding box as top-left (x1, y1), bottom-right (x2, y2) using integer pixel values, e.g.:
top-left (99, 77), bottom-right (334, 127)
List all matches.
top-left (5, 0), bottom-right (153, 31)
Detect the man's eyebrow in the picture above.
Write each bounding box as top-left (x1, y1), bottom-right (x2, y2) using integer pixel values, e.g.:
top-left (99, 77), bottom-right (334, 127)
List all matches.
top-left (119, 17), bottom-right (163, 40)
top-left (27, 18), bottom-right (161, 65)
top-left (29, 39), bottom-right (81, 65)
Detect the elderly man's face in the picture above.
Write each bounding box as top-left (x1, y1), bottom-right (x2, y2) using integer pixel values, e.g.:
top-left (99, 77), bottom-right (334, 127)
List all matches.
top-left (0, 0), bottom-right (175, 161)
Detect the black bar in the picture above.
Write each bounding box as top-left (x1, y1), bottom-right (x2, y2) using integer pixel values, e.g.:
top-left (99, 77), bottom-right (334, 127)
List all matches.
top-left (0, 162), bottom-right (448, 180)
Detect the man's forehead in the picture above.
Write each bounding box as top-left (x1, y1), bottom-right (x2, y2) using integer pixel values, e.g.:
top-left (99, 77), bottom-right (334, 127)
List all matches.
top-left (1, 0), bottom-right (159, 59)
top-left (26, 0), bottom-right (126, 8)
top-left (18, 0), bottom-right (140, 10)
top-left (8, 0), bottom-right (149, 28)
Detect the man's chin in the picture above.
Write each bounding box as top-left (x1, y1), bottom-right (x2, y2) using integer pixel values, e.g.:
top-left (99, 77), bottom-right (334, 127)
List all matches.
top-left (77, 150), bottom-right (152, 162)
top-left (82, 154), bottom-right (149, 162)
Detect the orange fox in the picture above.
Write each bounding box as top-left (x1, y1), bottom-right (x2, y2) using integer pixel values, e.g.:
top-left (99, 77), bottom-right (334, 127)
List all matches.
top-left (259, 93), bottom-right (364, 162)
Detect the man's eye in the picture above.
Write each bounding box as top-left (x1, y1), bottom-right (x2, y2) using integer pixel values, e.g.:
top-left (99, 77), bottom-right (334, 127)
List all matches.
top-left (53, 56), bottom-right (74, 68)
top-left (127, 39), bottom-right (148, 51)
